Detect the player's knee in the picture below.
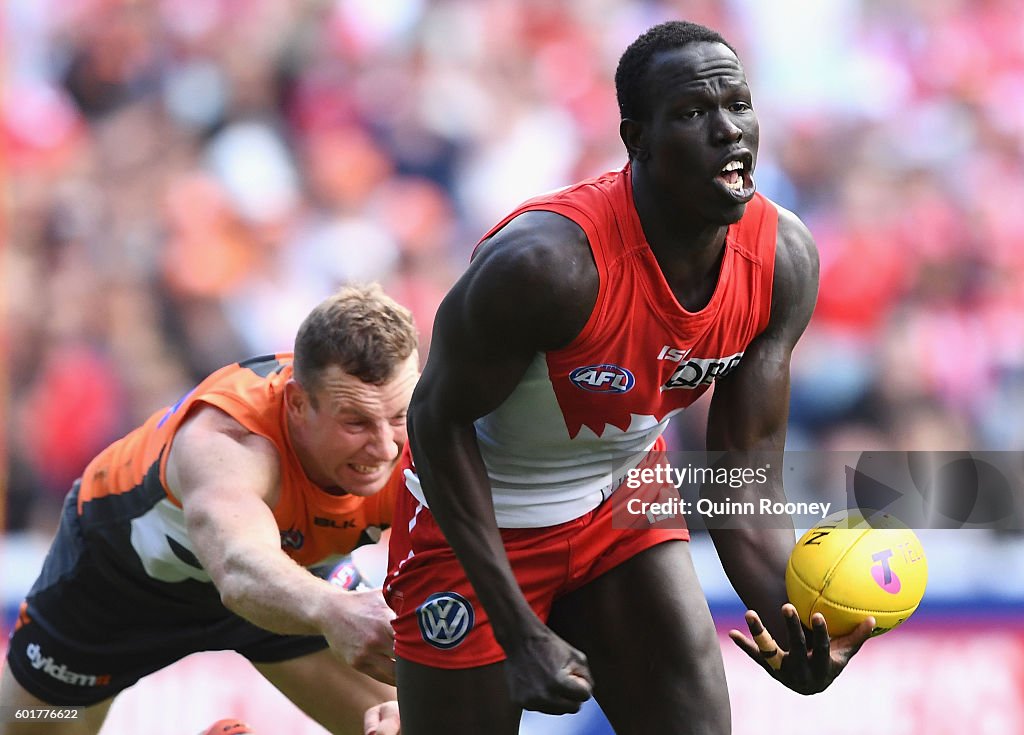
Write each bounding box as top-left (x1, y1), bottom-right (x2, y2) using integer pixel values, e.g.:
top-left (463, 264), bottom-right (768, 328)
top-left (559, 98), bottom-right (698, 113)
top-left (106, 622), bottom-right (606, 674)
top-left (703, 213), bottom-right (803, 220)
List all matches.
top-left (648, 633), bottom-right (730, 733)
top-left (687, 633), bottom-right (729, 696)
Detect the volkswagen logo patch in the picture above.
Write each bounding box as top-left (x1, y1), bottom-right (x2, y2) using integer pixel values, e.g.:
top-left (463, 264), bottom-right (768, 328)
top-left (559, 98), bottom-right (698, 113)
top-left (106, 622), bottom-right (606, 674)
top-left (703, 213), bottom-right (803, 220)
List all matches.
top-left (416, 591), bottom-right (474, 649)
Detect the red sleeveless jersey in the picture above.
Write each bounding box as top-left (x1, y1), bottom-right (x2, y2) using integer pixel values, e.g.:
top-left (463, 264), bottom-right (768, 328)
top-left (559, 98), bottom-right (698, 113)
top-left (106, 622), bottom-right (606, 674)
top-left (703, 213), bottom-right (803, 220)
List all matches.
top-left (490, 164), bottom-right (778, 440)
top-left (409, 165), bottom-right (778, 528)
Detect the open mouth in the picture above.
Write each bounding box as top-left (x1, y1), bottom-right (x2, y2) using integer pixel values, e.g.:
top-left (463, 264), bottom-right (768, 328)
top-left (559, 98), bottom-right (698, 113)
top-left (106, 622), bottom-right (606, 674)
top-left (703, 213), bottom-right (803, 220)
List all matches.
top-left (715, 158), bottom-right (755, 200)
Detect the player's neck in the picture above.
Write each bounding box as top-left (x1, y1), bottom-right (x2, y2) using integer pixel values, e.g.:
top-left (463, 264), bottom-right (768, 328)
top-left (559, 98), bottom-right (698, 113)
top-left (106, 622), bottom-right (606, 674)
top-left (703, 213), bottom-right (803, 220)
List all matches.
top-left (654, 240), bottom-right (726, 312)
top-left (630, 167), bottom-right (728, 259)
top-left (630, 167), bottom-right (730, 310)
top-left (634, 196), bottom-right (727, 276)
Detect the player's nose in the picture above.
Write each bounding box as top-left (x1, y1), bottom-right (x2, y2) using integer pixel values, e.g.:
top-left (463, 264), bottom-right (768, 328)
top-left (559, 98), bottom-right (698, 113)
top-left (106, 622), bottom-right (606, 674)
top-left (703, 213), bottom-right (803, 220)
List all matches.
top-left (365, 422), bottom-right (400, 461)
top-left (711, 108), bottom-right (743, 144)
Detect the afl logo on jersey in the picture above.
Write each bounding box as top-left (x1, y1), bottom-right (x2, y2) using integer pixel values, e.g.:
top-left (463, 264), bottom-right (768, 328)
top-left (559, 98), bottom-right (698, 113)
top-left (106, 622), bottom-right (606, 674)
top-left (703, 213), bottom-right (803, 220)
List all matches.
top-left (417, 592), bottom-right (475, 649)
top-left (569, 364), bottom-right (636, 394)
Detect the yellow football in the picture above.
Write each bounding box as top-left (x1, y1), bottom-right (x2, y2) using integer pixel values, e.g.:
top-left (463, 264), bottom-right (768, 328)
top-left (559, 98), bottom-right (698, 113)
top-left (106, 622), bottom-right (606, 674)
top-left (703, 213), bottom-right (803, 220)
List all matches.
top-left (785, 511), bottom-right (928, 637)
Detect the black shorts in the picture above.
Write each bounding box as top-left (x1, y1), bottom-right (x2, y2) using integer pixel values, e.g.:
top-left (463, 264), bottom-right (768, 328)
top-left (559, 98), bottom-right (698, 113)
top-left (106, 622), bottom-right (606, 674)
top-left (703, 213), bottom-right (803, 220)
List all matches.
top-left (5, 486), bottom-right (328, 707)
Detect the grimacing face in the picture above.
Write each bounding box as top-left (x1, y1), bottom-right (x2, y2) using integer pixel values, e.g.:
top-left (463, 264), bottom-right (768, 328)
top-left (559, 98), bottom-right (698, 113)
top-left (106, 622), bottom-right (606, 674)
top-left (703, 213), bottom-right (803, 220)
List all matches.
top-left (634, 41), bottom-right (759, 225)
top-left (286, 353), bottom-right (418, 496)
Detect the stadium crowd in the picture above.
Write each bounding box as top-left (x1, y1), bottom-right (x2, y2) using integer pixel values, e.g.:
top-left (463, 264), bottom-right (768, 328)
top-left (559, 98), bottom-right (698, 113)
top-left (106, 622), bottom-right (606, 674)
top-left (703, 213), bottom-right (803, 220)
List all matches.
top-left (5, 0), bottom-right (1023, 535)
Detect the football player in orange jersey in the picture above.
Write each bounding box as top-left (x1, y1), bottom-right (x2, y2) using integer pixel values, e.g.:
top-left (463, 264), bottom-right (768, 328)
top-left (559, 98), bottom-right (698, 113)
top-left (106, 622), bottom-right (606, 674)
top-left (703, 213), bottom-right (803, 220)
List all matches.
top-left (1, 285), bottom-right (406, 735)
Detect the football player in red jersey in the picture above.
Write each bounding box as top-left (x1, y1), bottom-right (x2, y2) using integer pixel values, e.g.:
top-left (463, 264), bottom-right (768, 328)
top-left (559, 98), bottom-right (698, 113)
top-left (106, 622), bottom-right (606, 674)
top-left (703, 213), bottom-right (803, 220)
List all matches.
top-left (386, 21), bottom-right (873, 734)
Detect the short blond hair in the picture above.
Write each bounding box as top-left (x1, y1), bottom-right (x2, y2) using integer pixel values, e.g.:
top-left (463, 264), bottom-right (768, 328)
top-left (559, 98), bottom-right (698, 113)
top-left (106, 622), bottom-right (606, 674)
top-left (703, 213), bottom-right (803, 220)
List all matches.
top-left (293, 284), bottom-right (417, 397)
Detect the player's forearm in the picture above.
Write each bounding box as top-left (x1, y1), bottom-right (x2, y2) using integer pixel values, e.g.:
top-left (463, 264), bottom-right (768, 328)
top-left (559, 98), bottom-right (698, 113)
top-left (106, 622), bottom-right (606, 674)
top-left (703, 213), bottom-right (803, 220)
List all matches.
top-left (429, 502), bottom-right (538, 650)
top-left (709, 524), bottom-right (793, 641)
top-left (215, 547), bottom-right (338, 636)
top-left (704, 480), bottom-right (794, 641)
top-left (410, 414), bottom-right (540, 649)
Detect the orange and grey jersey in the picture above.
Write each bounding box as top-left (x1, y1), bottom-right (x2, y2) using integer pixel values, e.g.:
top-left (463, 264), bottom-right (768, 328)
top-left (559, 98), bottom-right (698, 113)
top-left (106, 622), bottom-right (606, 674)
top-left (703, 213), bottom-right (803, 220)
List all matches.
top-left (75, 354), bottom-right (400, 597)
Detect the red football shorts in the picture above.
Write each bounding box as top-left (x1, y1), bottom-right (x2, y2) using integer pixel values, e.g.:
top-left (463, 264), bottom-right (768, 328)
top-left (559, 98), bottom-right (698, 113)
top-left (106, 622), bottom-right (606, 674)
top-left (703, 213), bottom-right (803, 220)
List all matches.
top-left (385, 468), bottom-right (689, 669)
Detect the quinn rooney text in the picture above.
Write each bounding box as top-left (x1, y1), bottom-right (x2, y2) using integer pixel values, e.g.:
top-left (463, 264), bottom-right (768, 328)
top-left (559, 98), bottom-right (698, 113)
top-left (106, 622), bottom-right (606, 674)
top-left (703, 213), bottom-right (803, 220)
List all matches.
top-left (625, 497), bottom-right (833, 520)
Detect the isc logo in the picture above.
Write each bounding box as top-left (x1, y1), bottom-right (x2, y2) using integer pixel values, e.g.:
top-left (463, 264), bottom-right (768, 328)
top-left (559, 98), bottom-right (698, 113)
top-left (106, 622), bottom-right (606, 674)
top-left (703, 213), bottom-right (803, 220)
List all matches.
top-left (569, 364), bottom-right (635, 393)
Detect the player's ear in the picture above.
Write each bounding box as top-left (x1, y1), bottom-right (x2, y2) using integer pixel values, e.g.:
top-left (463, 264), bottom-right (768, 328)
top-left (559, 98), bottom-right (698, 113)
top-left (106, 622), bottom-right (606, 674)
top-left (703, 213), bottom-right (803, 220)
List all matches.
top-left (284, 378), bottom-right (311, 419)
top-left (620, 118), bottom-right (649, 162)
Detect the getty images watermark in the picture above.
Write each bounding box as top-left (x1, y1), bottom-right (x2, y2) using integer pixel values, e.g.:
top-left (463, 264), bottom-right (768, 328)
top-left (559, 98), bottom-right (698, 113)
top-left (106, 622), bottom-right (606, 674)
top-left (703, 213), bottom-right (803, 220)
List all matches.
top-left (622, 462), bottom-right (833, 522)
top-left (608, 451), bottom-right (1023, 530)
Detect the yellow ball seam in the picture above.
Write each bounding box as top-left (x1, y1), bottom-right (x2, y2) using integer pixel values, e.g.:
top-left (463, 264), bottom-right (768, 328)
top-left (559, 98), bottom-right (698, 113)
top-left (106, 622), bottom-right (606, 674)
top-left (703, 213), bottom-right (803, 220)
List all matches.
top-left (818, 528), bottom-right (873, 600)
top-left (788, 527), bottom-right (872, 594)
top-left (809, 600), bottom-right (921, 616)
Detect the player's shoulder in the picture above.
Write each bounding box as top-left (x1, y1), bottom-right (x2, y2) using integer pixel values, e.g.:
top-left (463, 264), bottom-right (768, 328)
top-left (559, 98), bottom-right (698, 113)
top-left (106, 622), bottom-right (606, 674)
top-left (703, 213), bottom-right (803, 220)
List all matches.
top-left (184, 355), bottom-right (292, 442)
top-left (505, 167), bottom-right (626, 220)
top-left (165, 401), bottom-right (282, 506)
top-left (172, 403), bottom-right (279, 466)
top-left (770, 201), bottom-right (818, 264)
top-left (205, 353), bottom-right (292, 393)
top-left (470, 169), bottom-right (627, 300)
top-left (475, 209), bottom-right (592, 280)
top-left (767, 199), bottom-right (819, 293)
top-left (458, 209), bottom-right (598, 348)
top-left (752, 198), bottom-right (819, 344)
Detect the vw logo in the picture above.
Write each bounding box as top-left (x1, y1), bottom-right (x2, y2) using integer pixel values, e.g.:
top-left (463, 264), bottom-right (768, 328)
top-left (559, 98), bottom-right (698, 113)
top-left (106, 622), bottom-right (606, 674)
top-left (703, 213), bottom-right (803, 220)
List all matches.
top-left (416, 591), bottom-right (474, 649)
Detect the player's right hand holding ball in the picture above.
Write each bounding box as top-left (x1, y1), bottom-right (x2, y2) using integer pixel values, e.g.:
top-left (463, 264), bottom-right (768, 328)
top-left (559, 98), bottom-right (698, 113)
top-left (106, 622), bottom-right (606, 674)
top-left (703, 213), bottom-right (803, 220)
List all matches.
top-left (729, 604), bottom-right (875, 694)
top-left (729, 511), bottom-right (928, 693)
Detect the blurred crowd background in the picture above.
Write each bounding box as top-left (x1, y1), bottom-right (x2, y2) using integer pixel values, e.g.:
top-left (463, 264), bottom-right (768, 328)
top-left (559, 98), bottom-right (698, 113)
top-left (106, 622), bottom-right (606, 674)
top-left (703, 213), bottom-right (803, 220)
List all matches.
top-left (6, 0), bottom-right (1023, 531)
top-left (3, 0), bottom-right (1024, 732)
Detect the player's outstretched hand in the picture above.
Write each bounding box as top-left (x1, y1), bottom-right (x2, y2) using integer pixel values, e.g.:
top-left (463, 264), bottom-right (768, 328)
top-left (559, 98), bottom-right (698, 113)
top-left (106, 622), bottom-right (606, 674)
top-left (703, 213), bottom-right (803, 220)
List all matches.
top-left (324, 588), bottom-right (397, 685)
top-left (728, 604), bottom-right (874, 695)
top-left (503, 626), bottom-right (594, 715)
top-left (364, 700), bottom-right (400, 735)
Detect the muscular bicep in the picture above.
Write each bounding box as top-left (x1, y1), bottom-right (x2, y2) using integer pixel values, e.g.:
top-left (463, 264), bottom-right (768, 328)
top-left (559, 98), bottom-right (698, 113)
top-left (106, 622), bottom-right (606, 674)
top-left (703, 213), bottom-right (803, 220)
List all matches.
top-left (707, 207), bottom-right (820, 452)
top-left (414, 210), bottom-right (598, 425)
top-left (166, 405), bottom-right (283, 582)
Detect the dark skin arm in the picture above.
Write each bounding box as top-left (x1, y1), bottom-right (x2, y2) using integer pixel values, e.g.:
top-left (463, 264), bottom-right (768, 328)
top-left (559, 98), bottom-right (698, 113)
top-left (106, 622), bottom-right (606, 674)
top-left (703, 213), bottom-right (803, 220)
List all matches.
top-left (706, 207), bottom-right (874, 694)
top-left (408, 210), bottom-right (598, 714)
